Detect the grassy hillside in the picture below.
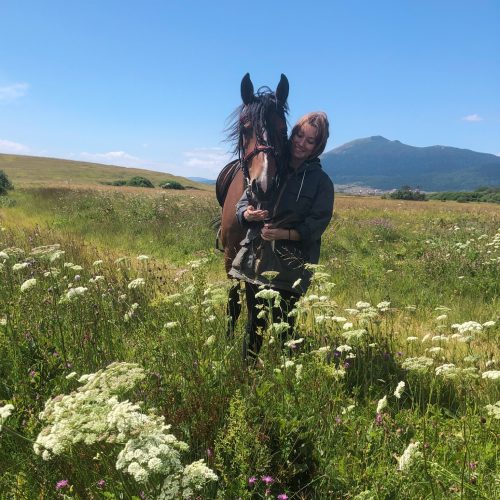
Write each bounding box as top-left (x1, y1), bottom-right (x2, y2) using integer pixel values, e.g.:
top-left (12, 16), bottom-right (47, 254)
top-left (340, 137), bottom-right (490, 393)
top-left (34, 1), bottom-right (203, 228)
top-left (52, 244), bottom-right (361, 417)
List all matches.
top-left (0, 153), bottom-right (212, 190)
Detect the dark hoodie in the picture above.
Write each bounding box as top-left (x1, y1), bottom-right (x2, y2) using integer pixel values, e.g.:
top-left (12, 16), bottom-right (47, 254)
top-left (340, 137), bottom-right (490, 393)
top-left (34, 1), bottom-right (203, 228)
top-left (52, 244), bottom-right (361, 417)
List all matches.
top-left (229, 157), bottom-right (334, 294)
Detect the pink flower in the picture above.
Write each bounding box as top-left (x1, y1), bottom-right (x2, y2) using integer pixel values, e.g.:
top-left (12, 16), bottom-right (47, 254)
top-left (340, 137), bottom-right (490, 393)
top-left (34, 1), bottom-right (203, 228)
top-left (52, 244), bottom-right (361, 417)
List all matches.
top-left (277, 494), bottom-right (288, 500)
top-left (55, 479), bottom-right (69, 490)
top-left (261, 475), bottom-right (274, 485)
top-left (97, 479), bottom-right (106, 488)
top-left (248, 476), bottom-right (257, 486)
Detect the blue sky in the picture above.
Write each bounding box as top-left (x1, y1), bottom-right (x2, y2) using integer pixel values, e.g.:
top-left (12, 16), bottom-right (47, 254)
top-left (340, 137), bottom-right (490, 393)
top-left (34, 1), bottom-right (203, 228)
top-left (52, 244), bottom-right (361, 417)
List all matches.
top-left (1, 0), bottom-right (499, 178)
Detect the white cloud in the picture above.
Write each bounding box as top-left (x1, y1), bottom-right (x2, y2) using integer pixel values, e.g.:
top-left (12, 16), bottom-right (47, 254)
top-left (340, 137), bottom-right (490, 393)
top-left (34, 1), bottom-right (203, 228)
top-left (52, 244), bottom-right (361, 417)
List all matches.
top-left (461, 113), bottom-right (483, 122)
top-left (182, 148), bottom-right (232, 177)
top-left (79, 151), bottom-right (151, 168)
top-left (0, 139), bottom-right (30, 154)
top-left (0, 83), bottom-right (29, 102)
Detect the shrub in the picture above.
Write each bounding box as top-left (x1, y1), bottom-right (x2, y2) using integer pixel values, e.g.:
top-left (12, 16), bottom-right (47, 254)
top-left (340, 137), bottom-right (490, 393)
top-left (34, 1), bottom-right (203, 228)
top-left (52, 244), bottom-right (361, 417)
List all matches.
top-left (161, 180), bottom-right (185, 190)
top-left (0, 170), bottom-right (14, 195)
top-left (389, 185), bottom-right (427, 201)
top-left (127, 176), bottom-right (154, 188)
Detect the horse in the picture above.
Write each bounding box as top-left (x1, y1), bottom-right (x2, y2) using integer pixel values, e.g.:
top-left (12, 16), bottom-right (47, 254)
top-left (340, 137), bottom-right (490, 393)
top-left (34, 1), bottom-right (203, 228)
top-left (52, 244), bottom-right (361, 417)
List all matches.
top-left (216, 73), bottom-right (289, 336)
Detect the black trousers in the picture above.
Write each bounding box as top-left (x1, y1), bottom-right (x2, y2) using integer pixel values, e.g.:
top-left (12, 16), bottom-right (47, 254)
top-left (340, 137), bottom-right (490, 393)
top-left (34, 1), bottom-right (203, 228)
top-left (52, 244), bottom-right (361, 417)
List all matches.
top-left (243, 282), bottom-right (299, 359)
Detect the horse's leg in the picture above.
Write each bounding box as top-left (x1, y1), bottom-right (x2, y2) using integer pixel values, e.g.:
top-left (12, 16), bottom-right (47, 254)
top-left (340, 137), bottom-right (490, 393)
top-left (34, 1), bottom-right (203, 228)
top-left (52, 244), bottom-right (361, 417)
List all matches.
top-left (226, 280), bottom-right (241, 338)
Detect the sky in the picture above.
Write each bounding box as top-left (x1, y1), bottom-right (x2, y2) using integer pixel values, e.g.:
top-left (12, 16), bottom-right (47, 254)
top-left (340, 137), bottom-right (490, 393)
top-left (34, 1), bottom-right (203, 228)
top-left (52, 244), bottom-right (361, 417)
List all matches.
top-left (1, 0), bottom-right (499, 178)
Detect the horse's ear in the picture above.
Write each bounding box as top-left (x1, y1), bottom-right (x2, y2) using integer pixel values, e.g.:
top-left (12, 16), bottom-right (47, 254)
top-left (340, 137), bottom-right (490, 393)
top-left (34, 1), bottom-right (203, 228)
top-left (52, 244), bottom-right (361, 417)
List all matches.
top-left (275, 74), bottom-right (289, 105)
top-left (241, 73), bottom-right (254, 105)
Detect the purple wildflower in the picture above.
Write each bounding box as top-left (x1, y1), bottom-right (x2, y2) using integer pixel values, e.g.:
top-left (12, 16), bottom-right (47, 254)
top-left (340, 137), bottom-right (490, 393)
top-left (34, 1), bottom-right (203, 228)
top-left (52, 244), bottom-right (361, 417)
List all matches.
top-left (55, 479), bottom-right (69, 490)
top-left (97, 479), bottom-right (106, 488)
top-left (375, 413), bottom-right (383, 426)
top-left (248, 476), bottom-right (257, 487)
top-left (277, 495), bottom-right (288, 500)
top-left (261, 475), bottom-right (274, 485)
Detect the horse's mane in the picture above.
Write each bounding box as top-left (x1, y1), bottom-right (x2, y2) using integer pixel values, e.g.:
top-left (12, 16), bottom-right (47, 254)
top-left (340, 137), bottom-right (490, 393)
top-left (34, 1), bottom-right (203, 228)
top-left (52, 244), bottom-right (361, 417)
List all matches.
top-left (225, 86), bottom-right (289, 159)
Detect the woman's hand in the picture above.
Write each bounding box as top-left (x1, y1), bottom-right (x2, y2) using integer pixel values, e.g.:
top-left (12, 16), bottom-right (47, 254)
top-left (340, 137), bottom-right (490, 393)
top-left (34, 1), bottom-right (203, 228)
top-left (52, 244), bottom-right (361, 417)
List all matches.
top-left (261, 223), bottom-right (288, 241)
top-left (244, 205), bottom-right (269, 222)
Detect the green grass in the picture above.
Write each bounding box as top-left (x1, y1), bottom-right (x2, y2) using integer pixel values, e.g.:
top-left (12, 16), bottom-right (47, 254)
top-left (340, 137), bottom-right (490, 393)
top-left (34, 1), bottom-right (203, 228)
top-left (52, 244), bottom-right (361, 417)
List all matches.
top-left (0, 188), bottom-right (499, 498)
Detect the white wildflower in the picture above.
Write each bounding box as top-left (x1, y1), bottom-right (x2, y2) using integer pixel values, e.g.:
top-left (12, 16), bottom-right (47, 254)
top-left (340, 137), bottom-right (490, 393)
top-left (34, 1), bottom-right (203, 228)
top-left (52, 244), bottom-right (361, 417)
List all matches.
top-left (0, 403), bottom-right (14, 431)
top-left (376, 395), bottom-right (388, 414)
top-left (332, 316), bottom-right (347, 323)
top-left (406, 336), bottom-right (418, 342)
top-left (336, 344), bottom-right (352, 353)
top-left (204, 335), bottom-right (215, 347)
top-left (124, 303), bottom-right (139, 322)
top-left (343, 321), bottom-right (354, 330)
top-left (164, 322), bottom-right (179, 329)
top-left (344, 308), bottom-right (359, 315)
top-left (292, 278), bottom-right (302, 289)
top-left (270, 322), bottom-right (290, 335)
top-left (12, 262), bottom-right (29, 271)
top-left (398, 442), bottom-right (422, 471)
top-left (65, 372), bottom-right (78, 380)
top-left (485, 401), bottom-right (500, 419)
top-left (483, 321), bottom-right (496, 328)
top-left (426, 346), bottom-right (443, 355)
top-left (137, 255), bottom-right (149, 261)
top-left (89, 275), bottom-right (105, 284)
top-left (0, 251), bottom-right (9, 260)
top-left (128, 278), bottom-right (145, 289)
top-left (394, 381), bottom-right (405, 399)
top-left (356, 301), bottom-right (371, 309)
top-left (482, 370), bottom-right (500, 381)
top-left (93, 260), bottom-right (103, 267)
top-left (402, 356), bottom-right (434, 373)
top-left (435, 314), bottom-right (447, 321)
top-left (20, 278), bottom-right (37, 292)
top-left (295, 364), bottom-right (303, 380)
top-left (431, 335), bottom-right (449, 342)
top-left (283, 337), bottom-right (304, 348)
top-left (65, 287), bottom-right (88, 301)
top-left (377, 301), bottom-right (391, 311)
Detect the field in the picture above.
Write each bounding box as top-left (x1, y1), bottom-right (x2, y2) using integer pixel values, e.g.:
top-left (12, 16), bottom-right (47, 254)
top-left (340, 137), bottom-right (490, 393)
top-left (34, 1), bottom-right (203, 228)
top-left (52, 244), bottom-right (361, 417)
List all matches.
top-left (0, 183), bottom-right (499, 499)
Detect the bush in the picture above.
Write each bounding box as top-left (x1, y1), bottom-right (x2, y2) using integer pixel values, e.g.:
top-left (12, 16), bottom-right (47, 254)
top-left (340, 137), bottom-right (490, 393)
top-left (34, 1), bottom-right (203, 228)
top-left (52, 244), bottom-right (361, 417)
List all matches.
top-left (127, 176), bottom-right (154, 188)
top-left (389, 185), bottom-right (427, 201)
top-left (0, 170), bottom-right (14, 195)
top-left (161, 180), bottom-right (185, 190)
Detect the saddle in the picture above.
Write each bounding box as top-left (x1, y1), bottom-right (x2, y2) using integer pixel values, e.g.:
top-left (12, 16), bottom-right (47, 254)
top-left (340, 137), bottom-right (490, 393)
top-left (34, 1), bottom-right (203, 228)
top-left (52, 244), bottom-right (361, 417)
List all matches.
top-left (216, 159), bottom-right (241, 207)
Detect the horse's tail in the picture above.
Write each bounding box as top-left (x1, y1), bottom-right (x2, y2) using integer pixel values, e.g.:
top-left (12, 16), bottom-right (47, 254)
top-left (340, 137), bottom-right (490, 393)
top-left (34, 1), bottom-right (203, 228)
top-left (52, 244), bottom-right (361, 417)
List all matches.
top-left (211, 213), bottom-right (224, 252)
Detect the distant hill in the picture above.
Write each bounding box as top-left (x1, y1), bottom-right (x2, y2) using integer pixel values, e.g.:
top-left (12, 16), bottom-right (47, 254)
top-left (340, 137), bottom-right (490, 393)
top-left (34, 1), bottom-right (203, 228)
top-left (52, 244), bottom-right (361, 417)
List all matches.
top-left (187, 177), bottom-right (216, 185)
top-left (0, 153), bottom-right (211, 190)
top-left (321, 136), bottom-right (500, 191)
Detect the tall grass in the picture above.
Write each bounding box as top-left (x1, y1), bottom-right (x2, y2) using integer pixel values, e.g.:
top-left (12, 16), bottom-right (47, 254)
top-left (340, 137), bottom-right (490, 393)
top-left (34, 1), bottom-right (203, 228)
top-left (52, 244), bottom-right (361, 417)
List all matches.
top-left (0, 187), bottom-right (499, 498)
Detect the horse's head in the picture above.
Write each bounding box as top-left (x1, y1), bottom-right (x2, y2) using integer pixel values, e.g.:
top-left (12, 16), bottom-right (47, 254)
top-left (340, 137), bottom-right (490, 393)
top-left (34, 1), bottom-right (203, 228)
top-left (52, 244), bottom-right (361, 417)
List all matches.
top-left (228, 73), bottom-right (289, 202)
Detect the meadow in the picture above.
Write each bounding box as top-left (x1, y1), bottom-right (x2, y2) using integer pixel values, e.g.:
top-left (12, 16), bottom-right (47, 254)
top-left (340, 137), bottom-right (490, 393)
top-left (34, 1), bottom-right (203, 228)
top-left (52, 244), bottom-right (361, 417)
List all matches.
top-left (0, 184), bottom-right (499, 499)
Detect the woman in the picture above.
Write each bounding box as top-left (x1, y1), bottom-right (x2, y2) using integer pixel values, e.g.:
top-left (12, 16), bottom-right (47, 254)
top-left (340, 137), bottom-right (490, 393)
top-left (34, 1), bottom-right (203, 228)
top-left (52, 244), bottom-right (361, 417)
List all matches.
top-left (229, 112), bottom-right (334, 359)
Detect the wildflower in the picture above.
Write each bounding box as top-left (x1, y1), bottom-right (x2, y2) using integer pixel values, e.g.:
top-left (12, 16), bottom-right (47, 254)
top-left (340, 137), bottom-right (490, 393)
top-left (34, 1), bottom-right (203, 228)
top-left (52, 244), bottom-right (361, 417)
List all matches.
top-left (402, 356), bottom-right (434, 373)
top-left (485, 401), bottom-right (500, 419)
top-left (426, 346), bottom-right (444, 355)
top-left (431, 335), bottom-right (449, 342)
top-left (0, 251), bottom-right (8, 259)
top-left (204, 335), bottom-right (215, 347)
top-left (164, 322), bottom-right (179, 329)
top-left (0, 403), bottom-right (14, 431)
top-left (292, 278), bottom-right (301, 289)
top-left (435, 314), bottom-right (447, 321)
top-left (405, 305), bottom-right (417, 311)
top-left (342, 329), bottom-right (366, 343)
top-left (343, 321), bottom-right (354, 330)
top-left (483, 320), bottom-right (496, 328)
top-left (55, 479), bottom-right (69, 490)
top-left (20, 278), bottom-right (37, 292)
top-left (65, 372), bottom-right (78, 380)
top-left (97, 479), bottom-right (106, 488)
top-left (277, 494), bottom-right (289, 500)
top-left (137, 255), bottom-right (149, 261)
top-left (336, 344), bottom-right (352, 353)
top-left (394, 381), bottom-right (405, 399)
top-left (332, 316), bottom-right (347, 323)
top-left (376, 395), bottom-right (388, 414)
top-left (482, 370), bottom-right (500, 380)
top-left (356, 301), bottom-right (371, 309)
top-left (284, 337), bottom-right (304, 348)
top-left (128, 278), bottom-right (145, 289)
top-left (65, 287), bottom-right (88, 301)
top-left (406, 336), bottom-right (418, 342)
top-left (451, 321), bottom-right (483, 335)
top-left (12, 262), bottom-right (29, 271)
top-left (344, 308), bottom-right (359, 315)
top-left (377, 301), bottom-right (391, 311)
top-left (295, 364), bottom-right (303, 380)
top-left (398, 442), bottom-right (422, 471)
top-left (271, 322), bottom-right (290, 335)
top-left (261, 270), bottom-right (279, 280)
top-left (93, 260), bottom-right (103, 266)
top-left (261, 475), bottom-right (274, 485)
top-left (248, 476), bottom-right (257, 486)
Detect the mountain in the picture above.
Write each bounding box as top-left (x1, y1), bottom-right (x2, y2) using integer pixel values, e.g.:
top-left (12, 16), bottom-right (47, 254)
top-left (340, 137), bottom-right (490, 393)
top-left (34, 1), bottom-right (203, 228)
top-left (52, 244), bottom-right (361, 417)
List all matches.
top-left (0, 153), bottom-right (211, 190)
top-left (187, 177), bottom-right (216, 185)
top-left (321, 136), bottom-right (500, 191)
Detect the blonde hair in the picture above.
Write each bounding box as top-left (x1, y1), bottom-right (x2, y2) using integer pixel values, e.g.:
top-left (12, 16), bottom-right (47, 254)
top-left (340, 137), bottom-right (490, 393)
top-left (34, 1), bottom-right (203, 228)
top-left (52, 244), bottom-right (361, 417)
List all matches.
top-left (290, 111), bottom-right (330, 159)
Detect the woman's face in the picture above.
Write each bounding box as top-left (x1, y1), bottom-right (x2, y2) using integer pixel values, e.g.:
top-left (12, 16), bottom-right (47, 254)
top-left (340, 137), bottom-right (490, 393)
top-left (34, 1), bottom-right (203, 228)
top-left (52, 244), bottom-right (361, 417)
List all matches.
top-left (291, 123), bottom-right (318, 162)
